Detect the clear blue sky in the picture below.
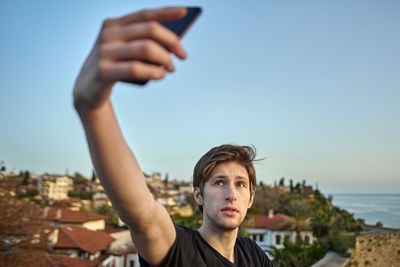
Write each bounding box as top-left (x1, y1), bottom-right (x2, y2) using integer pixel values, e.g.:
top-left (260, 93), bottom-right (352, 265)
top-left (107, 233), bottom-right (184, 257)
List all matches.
top-left (1, 1), bottom-right (399, 194)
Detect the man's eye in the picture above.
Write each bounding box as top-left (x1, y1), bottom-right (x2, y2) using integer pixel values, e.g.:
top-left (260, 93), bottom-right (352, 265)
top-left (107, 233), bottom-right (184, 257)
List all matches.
top-left (215, 181), bottom-right (223, 186)
top-left (237, 182), bottom-right (246, 188)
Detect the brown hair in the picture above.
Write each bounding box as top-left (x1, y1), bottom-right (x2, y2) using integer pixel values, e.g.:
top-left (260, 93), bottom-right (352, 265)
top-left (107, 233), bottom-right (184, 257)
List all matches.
top-left (193, 144), bottom-right (257, 212)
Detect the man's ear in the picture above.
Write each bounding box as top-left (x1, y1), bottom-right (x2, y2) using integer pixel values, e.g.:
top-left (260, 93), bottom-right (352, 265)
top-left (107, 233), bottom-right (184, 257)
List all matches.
top-left (193, 187), bottom-right (203, 205)
top-left (248, 190), bottom-right (255, 209)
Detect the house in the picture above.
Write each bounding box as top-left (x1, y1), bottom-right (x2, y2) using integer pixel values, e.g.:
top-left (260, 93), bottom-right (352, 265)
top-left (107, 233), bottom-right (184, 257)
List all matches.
top-left (90, 177), bottom-right (105, 193)
top-left (247, 210), bottom-right (315, 250)
top-left (45, 207), bottom-right (108, 230)
top-left (38, 175), bottom-right (71, 200)
top-left (50, 225), bottom-right (115, 261)
top-left (92, 192), bottom-right (112, 209)
top-left (101, 229), bottom-right (140, 267)
top-left (58, 197), bottom-right (83, 211)
top-left (146, 172), bottom-right (162, 189)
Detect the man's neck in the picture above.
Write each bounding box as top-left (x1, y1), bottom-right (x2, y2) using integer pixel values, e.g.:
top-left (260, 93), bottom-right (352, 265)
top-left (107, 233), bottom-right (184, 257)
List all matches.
top-left (198, 225), bottom-right (238, 263)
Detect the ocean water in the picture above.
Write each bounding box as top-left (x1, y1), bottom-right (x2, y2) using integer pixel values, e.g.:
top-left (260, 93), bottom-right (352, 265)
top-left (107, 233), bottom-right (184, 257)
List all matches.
top-left (331, 194), bottom-right (400, 229)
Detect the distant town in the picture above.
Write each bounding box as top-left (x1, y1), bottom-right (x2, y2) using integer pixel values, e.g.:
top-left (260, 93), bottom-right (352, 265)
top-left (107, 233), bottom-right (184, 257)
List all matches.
top-left (0, 166), bottom-right (398, 267)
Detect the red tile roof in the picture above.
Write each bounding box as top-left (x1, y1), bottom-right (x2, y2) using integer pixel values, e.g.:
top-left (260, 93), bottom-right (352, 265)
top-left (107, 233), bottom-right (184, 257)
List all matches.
top-left (251, 214), bottom-right (296, 231)
top-left (45, 207), bottom-right (107, 223)
top-left (53, 225), bottom-right (115, 254)
top-left (59, 198), bottom-right (82, 204)
top-left (45, 254), bottom-right (100, 267)
top-left (59, 209), bottom-right (107, 223)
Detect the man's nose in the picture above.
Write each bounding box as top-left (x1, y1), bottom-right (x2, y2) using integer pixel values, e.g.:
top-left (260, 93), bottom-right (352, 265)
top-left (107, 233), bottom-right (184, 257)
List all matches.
top-left (225, 184), bottom-right (237, 201)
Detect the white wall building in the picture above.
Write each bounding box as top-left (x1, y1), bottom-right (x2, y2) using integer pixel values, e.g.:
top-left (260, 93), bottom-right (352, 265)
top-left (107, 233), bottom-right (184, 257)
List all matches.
top-left (248, 211), bottom-right (316, 250)
top-left (38, 175), bottom-right (71, 200)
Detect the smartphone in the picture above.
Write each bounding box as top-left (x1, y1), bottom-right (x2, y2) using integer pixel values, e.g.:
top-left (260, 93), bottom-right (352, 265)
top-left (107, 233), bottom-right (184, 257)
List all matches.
top-left (124, 7), bottom-right (202, 85)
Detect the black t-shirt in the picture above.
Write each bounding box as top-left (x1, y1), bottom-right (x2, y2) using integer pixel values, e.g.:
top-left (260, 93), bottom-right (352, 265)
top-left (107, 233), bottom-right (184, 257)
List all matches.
top-left (139, 225), bottom-right (273, 267)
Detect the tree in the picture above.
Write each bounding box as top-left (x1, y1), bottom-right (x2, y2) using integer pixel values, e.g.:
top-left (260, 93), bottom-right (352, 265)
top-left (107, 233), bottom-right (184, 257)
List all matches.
top-left (22, 170), bottom-right (30, 185)
top-left (295, 182), bottom-right (301, 193)
top-left (163, 173), bottom-right (169, 183)
top-left (279, 177), bottom-right (285, 186)
top-left (286, 199), bottom-right (311, 244)
top-left (0, 161), bottom-right (6, 172)
top-left (91, 169), bottom-right (96, 182)
top-left (96, 204), bottom-right (119, 228)
top-left (71, 172), bottom-right (89, 185)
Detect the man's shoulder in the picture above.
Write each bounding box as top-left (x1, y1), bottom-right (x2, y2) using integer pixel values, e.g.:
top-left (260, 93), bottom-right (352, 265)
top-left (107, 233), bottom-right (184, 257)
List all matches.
top-left (175, 224), bottom-right (197, 237)
top-left (175, 224), bottom-right (195, 232)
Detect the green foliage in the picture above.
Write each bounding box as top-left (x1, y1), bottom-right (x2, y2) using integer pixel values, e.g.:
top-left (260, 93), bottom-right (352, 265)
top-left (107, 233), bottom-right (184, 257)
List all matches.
top-left (286, 199), bottom-right (311, 221)
top-left (269, 240), bottom-right (327, 267)
top-left (247, 206), bottom-right (262, 215)
top-left (91, 169), bottom-right (96, 182)
top-left (96, 204), bottom-right (119, 228)
top-left (22, 171), bottom-right (30, 185)
top-left (255, 183), bottom-right (362, 262)
top-left (170, 213), bottom-right (202, 230)
top-left (329, 232), bottom-right (355, 255)
top-left (238, 225), bottom-right (248, 237)
top-left (253, 188), bottom-right (283, 214)
top-left (68, 191), bottom-right (94, 200)
top-left (17, 188), bottom-right (38, 198)
top-left (71, 172), bottom-right (89, 185)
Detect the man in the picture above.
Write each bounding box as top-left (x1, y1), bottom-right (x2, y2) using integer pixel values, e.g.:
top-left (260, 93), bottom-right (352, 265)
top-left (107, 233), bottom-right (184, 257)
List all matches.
top-left (73, 6), bottom-right (273, 266)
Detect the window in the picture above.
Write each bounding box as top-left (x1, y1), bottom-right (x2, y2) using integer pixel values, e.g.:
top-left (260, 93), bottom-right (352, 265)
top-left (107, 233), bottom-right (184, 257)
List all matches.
top-left (129, 260), bottom-right (135, 267)
top-left (275, 234), bottom-right (281, 245)
top-left (304, 235), bottom-right (310, 244)
top-left (259, 234), bottom-right (264, 242)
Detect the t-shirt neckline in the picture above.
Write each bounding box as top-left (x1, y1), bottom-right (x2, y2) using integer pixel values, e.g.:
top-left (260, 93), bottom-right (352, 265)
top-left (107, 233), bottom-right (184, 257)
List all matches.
top-left (195, 230), bottom-right (238, 266)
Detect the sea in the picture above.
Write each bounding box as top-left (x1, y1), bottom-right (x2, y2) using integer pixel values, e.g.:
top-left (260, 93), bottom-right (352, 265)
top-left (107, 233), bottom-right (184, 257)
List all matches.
top-left (331, 194), bottom-right (400, 229)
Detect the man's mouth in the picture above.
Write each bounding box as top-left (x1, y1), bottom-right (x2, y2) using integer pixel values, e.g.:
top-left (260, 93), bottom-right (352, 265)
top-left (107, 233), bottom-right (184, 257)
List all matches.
top-left (221, 207), bottom-right (238, 215)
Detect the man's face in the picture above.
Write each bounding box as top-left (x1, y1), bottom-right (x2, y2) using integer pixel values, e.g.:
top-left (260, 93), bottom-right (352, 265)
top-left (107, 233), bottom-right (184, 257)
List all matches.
top-left (195, 161), bottom-right (254, 232)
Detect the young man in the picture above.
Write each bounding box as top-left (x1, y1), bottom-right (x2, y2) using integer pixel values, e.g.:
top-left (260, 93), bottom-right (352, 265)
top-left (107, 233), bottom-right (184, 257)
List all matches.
top-left (73, 6), bottom-right (273, 266)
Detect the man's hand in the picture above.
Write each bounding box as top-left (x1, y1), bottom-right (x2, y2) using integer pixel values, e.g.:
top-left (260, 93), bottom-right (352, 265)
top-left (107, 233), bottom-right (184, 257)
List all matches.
top-left (73, 7), bottom-right (187, 112)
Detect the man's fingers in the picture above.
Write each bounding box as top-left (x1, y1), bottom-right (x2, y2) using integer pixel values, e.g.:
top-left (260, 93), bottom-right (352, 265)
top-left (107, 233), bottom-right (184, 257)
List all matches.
top-left (104, 7), bottom-right (186, 28)
top-left (100, 60), bottom-right (167, 82)
top-left (101, 40), bottom-right (175, 72)
top-left (120, 7), bottom-right (187, 25)
top-left (101, 21), bottom-right (186, 59)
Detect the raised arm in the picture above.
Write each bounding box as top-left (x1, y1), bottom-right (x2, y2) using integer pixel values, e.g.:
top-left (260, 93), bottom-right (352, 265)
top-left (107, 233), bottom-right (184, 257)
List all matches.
top-left (73, 7), bottom-right (187, 265)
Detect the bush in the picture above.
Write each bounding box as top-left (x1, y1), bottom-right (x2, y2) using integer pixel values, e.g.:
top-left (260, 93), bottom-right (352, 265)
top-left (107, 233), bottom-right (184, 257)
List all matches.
top-left (269, 240), bottom-right (327, 267)
top-left (329, 232), bottom-right (355, 255)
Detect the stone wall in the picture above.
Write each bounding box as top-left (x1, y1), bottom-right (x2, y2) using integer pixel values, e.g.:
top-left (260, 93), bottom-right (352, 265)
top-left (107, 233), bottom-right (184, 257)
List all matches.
top-left (347, 232), bottom-right (400, 266)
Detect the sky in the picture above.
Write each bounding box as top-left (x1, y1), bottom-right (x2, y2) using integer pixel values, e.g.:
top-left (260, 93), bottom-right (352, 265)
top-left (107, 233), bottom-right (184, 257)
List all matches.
top-left (1, 0), bottom-right (399, 194)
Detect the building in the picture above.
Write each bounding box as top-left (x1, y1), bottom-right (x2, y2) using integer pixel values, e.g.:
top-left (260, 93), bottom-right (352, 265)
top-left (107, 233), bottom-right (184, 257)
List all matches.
top-left (45, 207), bottom-right (108, 231)
top-left (92, 192), bottom-right (112, 209)
top-left (38, 175), bottom-right (71, 200)
top-left (50, 225), bottom-right (115, 261)
top-left (247, 211), bottom-right (315, 250)
top-left (58, 197), bottom-right (83, 211)
top-left (101, 229), bottom-right (140, 267)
